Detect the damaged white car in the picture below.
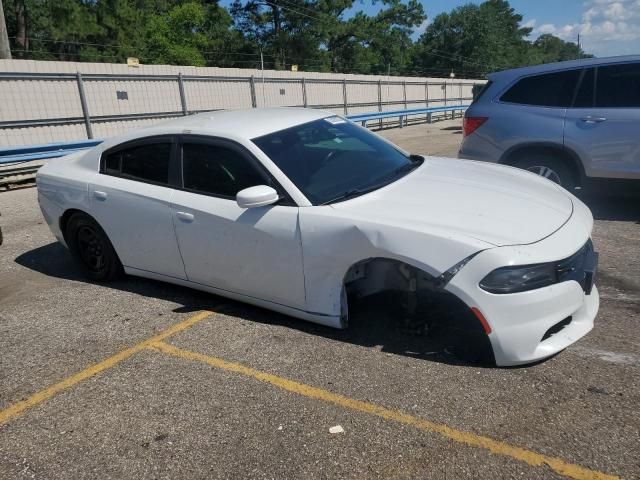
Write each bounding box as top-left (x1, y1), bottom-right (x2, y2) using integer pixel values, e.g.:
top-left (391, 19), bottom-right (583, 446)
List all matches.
top-left (37, 108), bottom-right (599, 366)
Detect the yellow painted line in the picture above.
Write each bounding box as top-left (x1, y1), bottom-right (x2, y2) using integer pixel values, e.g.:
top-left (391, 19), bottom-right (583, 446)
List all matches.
top-left (150, 341), bottom-right (619, 480)
top-left (0, 310), bottom-right (212, 426)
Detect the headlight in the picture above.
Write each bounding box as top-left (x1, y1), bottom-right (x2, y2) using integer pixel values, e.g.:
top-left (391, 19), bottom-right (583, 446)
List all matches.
top-left (479, 263), bottom-right (557, 294)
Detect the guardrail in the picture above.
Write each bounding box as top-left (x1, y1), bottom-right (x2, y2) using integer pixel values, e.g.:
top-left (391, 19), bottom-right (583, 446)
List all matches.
top-left (348, 104), bottom-right (469, 128)
top-left (0, 140), bottom-right (103, 165)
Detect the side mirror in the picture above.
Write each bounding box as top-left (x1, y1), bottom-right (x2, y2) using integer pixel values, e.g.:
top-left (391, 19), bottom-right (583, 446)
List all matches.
top-left (236, 185), bottom-right (280, 209)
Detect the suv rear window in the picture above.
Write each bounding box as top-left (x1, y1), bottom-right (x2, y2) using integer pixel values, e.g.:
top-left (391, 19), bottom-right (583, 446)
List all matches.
top-left (471, 81), bottom-right (492, 103)
top-left (500, 69), bottom-right (581, 107)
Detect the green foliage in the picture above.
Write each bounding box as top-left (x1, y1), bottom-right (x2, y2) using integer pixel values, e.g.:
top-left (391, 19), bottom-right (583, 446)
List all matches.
top-left (2, 0), bottom-right (593, 76)
top-left (533, 34), bottom-right (594, 64)
top-left (414, 0), bottom-right (590, 77)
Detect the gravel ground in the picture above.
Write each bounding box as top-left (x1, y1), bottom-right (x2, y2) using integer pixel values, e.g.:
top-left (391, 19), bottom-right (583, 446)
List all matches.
top-left (0, 119), bottom-right (639, 479)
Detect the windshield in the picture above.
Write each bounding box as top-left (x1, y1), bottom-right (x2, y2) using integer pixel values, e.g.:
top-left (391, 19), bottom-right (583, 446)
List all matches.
top-left (252, 117), bottom-right (420, 205)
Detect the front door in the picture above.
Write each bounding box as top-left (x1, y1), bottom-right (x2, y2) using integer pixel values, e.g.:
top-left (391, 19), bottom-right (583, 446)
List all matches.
top-left (564, 64), bottom-right (640, 180)
top-left (170, 137), bottom-right (306, 309)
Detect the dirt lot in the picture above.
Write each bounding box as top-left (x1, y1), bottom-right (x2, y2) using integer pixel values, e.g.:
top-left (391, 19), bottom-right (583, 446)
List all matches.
top-left (1, 119), bottom-right (639, 479)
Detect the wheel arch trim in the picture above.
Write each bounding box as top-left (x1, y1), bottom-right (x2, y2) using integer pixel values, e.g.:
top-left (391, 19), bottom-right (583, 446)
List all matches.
top-left (498, 142), bottom-right (586, 184)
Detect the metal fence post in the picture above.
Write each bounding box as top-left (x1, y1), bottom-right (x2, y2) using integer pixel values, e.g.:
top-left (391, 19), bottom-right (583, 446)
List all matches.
top-left (177, 73), bottom-right (188, 115)
top-left (76, 72), bottom-right (93, 140)
top-left (302, 78), bottom-right (308, 108)
top-left (444, 82), bottom-right (448, 120)
top-left (425, 80), bottom-right (429, 124)
top-left (402, 80), bottom-right (407, 128)
top-left (402, 81), bottom-right (407, 109)
top-left (342, 79), bottom-right (348, 115)
top-left (377, 79), bottom-right (382, 128)
top-left (249, 76), bottom-right (257, 108)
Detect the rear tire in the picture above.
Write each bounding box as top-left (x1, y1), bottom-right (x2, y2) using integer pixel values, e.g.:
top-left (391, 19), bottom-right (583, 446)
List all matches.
top-left (65, 213), bottom-right (123, 281)
top-left (514, 154), bottom-right (577, 190)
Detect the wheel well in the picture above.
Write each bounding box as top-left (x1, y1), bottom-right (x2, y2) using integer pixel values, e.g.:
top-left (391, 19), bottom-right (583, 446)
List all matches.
top-left (501, 145), bottom-right (585, 186)
top-left (59, 209), bottom-right (87, 242)
top-left (342, 257), bottom-right (495, 364)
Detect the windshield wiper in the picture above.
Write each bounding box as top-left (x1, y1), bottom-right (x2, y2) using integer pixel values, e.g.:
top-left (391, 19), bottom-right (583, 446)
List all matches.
top-left (320, 184), bottom-right (383, 205)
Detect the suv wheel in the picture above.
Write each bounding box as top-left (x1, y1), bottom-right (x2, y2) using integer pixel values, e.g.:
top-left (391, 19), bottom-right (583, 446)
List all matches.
top-left (515, 155), bottom-right (577, 190)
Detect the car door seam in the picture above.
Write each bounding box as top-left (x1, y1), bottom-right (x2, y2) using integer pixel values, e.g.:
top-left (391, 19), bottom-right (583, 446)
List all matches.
top-left (168, 190), bottom-right (189, 281)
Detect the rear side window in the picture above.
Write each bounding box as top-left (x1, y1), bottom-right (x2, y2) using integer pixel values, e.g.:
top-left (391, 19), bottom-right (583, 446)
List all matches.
top-left (471, 81), bottom-right (492, 103)
top-left (500, 69), bottom-right (581, 107)
top-left (103, 142), bottom-right (171, 185)
top-left (182, 143), bottom-right (265, 198)
top-left (596, 63), bottom-right (640, 108)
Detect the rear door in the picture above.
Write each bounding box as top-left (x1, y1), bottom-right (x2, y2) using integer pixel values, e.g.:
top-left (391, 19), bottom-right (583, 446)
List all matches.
top-left (564, 63), bottom-right (640, 179)
top-left (169, 136), bottom-right (306, 309)
top-left (493, 69), bottom-right (580, 155)
top-left (89, 136), bottom-right (187, 279)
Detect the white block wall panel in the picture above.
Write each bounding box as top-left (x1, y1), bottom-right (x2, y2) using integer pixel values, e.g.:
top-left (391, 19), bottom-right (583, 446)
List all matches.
top-left (185, 79), bottom-right (253, 111)
top-left (0, 79), bottom-right (82, 121)
top-left (91, 118), bottom-right (172, 138)
top-left (84, 80), bottom-right (182, 116)
top-left (344, 82), bottom-right (378, 107)
top-left (0, 124), bottom-right (87, 147)
top-left (256, 80), bottom-right (305, 108)
top-left (305, 81), bottom-right (344, 107)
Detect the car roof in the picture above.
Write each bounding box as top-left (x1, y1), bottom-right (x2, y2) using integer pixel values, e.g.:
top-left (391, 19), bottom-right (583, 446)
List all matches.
top-left (151, 107), bottom-right (333, 139)
top-left (488, 55), bottom-right (640, 82)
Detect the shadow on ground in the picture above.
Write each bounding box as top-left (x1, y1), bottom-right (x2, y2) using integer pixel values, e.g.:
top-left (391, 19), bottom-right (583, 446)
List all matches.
top-left (579, 192), bottom-right (640, 223)
top-left (16, 242), bottom-right (496, 368)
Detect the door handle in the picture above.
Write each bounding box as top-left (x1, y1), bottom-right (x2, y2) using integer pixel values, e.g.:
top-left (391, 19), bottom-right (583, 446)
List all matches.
top-left (176, 211), bottom-right (194, 222)
top-left (93, 190), bottom-right (108, 200)
top-left (580, 116), bottom-right (607, 124)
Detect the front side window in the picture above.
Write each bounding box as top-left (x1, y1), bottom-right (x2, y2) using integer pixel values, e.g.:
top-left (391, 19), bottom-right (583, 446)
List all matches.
top-left (103, 142), bottom-right (171, 185)
top-left (252, 117), bottom-right (419, 205)
top-left (500, 69), bottom-right (581, 107)
top-left (596, 63), bottom-right (640, 108)
top-left (182, 142), bottom-right (265, 198)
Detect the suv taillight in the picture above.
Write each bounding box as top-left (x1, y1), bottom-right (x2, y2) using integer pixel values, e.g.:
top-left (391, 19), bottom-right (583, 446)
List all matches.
top-left (463, 116), bottom-right (487, 137)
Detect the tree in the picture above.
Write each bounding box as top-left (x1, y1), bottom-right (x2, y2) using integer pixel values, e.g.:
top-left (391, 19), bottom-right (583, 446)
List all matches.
top-left (0, 0), bottom-right (594, 75)
top-left (230, 0), bottom-right (425, 73)
top-left (533, 34), bottom-right (591, 63)
top-left (0, 0), bottom-right (11, 58)
top-left (414, 0), bottom-right (533, 77)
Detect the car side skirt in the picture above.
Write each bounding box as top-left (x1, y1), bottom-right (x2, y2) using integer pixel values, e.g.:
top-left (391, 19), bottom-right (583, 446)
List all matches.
top-left (124, 266), bottom-right (344, 329)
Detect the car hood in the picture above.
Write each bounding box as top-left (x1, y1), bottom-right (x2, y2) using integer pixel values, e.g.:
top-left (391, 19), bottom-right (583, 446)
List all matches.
top-left (330, 157), bottom-right (574, 247)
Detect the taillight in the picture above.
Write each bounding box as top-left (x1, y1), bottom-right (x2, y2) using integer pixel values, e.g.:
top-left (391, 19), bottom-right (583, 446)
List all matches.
top-left (463, 116), bottom-right (487, 137)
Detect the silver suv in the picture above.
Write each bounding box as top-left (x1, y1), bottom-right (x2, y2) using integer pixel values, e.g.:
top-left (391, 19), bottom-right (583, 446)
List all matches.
top-left (459, 56), bottom-right (640, 190)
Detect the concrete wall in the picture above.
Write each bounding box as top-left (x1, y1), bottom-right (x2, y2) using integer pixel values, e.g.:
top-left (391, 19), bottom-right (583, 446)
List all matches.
top-left (0, 59), bottom-right (485, 147)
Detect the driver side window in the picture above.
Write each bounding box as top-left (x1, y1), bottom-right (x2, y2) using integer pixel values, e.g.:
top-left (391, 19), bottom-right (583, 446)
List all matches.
top-left (181, 142), bottom-right (265, 198)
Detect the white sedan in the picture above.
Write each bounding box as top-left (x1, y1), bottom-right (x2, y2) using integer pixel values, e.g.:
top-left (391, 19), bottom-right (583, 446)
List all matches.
top-left (36, 108), bottom-right (599, 366)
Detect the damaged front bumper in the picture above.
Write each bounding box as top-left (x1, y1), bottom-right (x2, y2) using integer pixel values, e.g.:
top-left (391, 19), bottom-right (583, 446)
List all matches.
top-left (445, 198), bottom-right (598, 366)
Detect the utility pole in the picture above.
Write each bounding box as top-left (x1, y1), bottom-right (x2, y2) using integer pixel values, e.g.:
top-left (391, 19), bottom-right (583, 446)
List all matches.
top-left (0, 0), bottom-right (12, 60)
top-left (577, 34), bottom-right (581, 59)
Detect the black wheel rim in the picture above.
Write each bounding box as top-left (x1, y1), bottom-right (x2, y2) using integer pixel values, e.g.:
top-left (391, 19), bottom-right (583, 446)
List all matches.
top-left (526, 165), bottom-right (562, 185)
top-left (76, 225), bottom-right (106, 272)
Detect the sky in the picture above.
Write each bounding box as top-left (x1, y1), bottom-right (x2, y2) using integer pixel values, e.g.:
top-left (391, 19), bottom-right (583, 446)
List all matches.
top-left (391, 0), bottom-right (640, 57)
